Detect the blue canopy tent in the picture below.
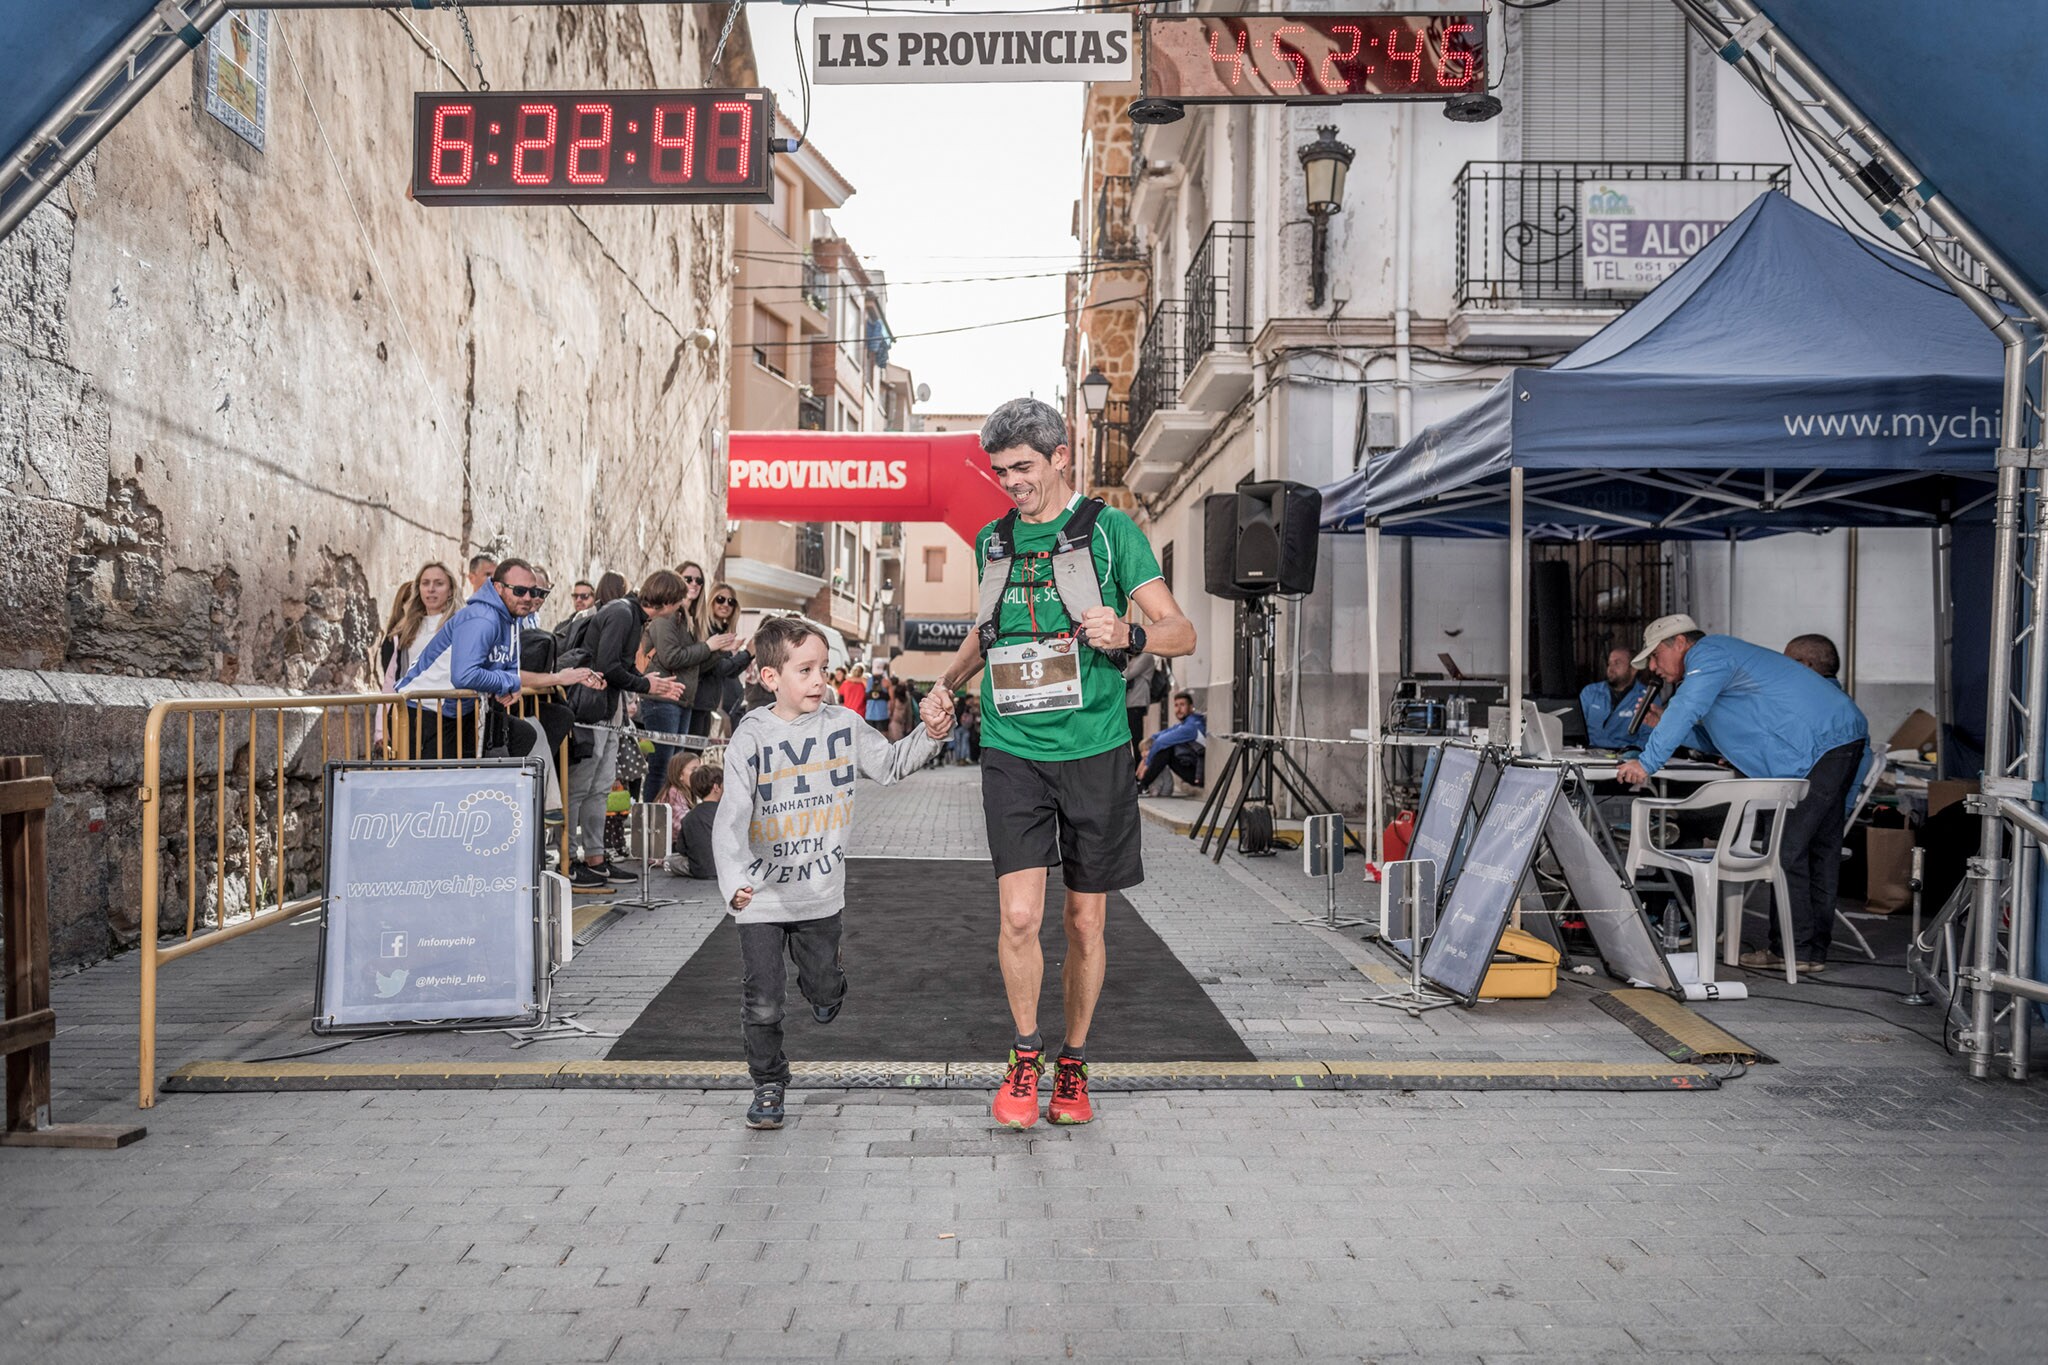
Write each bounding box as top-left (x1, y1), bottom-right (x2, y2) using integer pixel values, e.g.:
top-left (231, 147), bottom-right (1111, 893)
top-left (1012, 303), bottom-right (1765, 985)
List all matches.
top-left (1322, 192), bottom-right (2005, 540)
top-left (1319, 191), bottom-right (2007, 847)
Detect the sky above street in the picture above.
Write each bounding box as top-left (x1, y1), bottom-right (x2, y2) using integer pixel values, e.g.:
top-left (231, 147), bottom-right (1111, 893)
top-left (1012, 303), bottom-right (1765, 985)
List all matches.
top-left (750, 2), bottom-right (1087, 417)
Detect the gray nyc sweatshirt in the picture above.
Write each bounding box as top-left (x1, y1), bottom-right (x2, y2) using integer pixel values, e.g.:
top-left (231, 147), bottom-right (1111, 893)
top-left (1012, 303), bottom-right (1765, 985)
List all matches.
top-left (712, 703), bottom-right (938, 924)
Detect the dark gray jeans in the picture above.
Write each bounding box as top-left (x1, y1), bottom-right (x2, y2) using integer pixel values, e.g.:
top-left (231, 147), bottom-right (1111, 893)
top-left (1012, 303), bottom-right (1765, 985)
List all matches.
top-left (1770, 740), bottom-right (1866, 963)
top-left (737, 913), bottom-right (846, 1085)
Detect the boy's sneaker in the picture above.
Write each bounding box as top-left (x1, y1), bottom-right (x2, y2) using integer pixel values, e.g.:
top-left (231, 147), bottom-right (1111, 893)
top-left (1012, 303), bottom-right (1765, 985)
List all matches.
top-left (745, 1082), bottom-right (786, 1130)
top-left (812, 992), bottom-right (843, 1025)
top-left (569, 864), bottom-right (612, 895)
top-left (1047, 1055), bottom-right (1093, 1126)
top-left (601, 860), bottom-right (635, 883)
top-left (992, 1048), bottom-right (1044, 1129)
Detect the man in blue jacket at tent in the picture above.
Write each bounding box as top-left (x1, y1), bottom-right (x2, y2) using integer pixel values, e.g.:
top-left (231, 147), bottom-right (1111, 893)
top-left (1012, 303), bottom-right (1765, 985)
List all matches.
top-left (1617, 614), bottom-right (1868, 973)
top-left (1580, 646), bottom-right (1658, 750)
top-left (1136, 691), bottom-right (1206, 796)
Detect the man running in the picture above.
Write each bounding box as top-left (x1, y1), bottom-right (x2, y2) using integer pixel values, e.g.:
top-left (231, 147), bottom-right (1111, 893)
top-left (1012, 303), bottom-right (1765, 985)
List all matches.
top-left (935, 397), bottom-right (1195, 1128)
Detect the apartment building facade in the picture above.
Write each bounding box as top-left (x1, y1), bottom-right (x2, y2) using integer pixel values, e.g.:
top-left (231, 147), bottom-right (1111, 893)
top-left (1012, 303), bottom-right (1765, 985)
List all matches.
top-left (1067, 0), bottom-right (1940, 803)
top-left (722, 124), bottom-right (912, 659)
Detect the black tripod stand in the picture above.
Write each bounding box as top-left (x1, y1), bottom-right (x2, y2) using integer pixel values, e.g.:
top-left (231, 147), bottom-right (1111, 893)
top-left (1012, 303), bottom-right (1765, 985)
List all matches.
top-left (1188, 596), bottom-right (1367, 863)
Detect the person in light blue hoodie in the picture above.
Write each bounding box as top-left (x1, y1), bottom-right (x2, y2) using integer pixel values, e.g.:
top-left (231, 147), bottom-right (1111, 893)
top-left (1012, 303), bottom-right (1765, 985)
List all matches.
top-left (1618, 614), bottom-right (1869, 971)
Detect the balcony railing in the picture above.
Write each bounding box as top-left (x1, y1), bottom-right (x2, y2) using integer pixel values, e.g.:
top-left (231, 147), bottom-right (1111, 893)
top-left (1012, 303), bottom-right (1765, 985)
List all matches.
top-left (1128, 301), bottom-right (1187, 441)
top-left (795, 523), bottom-right (828, 580)
top-left (802, 257), bottom-right (828, 312)
top-left (797, 390), bottom-right (826, 431)
top-left (1455, 161), bottom-right (1790, 310)
top-left (1094, 174), bottom-right (1142, 262)
top-left (1184, 220), bottom-right (1252, 365)
top-left (1092, 399), bottom-right (1132, 489)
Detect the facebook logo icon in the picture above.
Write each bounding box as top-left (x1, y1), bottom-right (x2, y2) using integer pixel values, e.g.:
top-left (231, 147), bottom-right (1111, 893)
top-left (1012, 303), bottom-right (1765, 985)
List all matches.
top-left (380, 932), bottom-right (408, 959)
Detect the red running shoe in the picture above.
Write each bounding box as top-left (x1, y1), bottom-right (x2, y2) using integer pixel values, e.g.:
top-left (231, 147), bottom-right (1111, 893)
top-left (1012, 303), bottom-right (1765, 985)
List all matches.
top-left (1047, 1055), bottom-right (1093, 1125)
top-left (992, 1048), bottom-right (1044, 1129)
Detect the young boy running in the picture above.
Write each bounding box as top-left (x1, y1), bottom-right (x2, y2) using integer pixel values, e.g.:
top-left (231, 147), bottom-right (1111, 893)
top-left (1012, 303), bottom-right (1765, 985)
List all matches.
top-left (713, 616), bottom-right (954, 1129)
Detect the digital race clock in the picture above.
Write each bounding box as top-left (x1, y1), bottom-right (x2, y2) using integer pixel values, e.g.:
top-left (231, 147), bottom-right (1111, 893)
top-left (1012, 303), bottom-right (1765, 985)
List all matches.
top-left (411, 89), bottom-right (775, 207)
top-left (1143, 13), bottom-right (1487, 103)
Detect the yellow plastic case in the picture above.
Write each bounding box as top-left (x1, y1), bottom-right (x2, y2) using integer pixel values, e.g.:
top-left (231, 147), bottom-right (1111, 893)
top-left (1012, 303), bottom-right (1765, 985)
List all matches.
top-left (1479, 927), bottom-right (1561, 1000)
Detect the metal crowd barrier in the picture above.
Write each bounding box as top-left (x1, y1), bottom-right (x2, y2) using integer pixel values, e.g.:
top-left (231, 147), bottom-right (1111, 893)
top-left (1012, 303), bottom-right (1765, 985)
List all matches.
top-left (136, 688), bottom-right (574, 1108)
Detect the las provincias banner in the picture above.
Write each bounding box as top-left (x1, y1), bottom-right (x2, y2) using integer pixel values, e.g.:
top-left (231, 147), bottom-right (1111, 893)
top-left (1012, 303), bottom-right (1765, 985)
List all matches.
top-left (727, 430), bottom-right (1013, 546)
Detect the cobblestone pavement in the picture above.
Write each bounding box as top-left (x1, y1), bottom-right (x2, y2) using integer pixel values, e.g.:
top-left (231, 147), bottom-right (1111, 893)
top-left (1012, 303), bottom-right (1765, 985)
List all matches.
top-left (8, 765), bottom-right (2048, 1362)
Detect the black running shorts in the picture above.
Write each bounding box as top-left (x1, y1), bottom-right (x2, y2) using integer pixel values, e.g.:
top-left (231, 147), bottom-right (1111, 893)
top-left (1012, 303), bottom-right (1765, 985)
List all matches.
top-left (981, 745), bottom-right (1145, 893)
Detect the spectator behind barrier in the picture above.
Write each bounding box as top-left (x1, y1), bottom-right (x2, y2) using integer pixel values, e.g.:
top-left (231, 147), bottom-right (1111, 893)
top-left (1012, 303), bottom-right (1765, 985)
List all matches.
top-left (466, 553), bottom-right (498, 594)
top-left (696, 582), bottom-right (751, 738)
top-left (379, 561), bottom-right (459, 689)
top-left (564, 570), bottom-right (688, 893)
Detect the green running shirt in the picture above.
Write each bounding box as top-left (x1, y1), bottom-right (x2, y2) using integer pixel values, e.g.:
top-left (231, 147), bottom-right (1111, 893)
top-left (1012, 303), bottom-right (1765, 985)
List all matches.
top-left (972, 498), bottom-right (1163, 764)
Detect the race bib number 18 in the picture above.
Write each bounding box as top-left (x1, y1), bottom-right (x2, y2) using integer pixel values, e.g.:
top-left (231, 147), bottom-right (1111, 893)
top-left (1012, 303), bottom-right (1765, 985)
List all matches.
top-left (988, 638), bottom-right (1084, 717)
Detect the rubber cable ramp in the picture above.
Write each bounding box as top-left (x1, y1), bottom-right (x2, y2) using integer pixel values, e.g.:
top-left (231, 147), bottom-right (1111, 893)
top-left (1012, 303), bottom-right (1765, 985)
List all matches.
top-left (1592, 988), bottom-right (1776, 1065)
top-left (163, 1058), bottom-right (1719, 1094)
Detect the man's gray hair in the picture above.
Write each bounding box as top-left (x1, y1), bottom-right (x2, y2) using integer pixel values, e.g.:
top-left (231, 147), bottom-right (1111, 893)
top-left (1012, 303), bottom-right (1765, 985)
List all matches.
top-left (980, 397), bottom-right (1069, 458)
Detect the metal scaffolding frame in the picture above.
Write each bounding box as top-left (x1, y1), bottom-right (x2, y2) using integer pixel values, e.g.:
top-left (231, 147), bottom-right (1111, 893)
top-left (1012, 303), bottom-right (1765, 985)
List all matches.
top-left (0, 1), bottom-right (715, 242)
top-left (1670, 0), bottom-right (2048, 1081)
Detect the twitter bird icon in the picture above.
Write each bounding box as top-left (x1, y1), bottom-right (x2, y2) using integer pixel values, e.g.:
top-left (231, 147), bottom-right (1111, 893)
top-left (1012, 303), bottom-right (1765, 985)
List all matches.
top-left (374, 968), bottom-right (409, 999)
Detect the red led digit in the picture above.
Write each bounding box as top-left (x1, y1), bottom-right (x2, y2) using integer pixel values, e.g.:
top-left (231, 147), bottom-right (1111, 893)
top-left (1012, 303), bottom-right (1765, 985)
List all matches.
top-left (1209, 28), bottom-right (1247, 87)
top-left (649, 102), bottom-right (696, 184)
top-left (512, 103), bottom-right (558, 185)
top-left (567, 102), bottom-right (612, 185)
top-left (1385, 27), bottom-right (1425, 84)
top-left (705, 100), bottom-right (752, 184)
top-left (1436, 21), bottom-right (1478, 89)
top-left (1269, 24), bottom-right (1306, 91)
top-left (428, 103), bottom-right (474, 186)
top-left (1320, 24), bottom-right (1365, 93)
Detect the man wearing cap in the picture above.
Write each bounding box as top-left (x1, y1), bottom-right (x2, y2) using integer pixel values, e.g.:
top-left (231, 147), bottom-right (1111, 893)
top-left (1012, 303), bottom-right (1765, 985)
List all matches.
top-left (1617, 615), bottom-right (1868, 972)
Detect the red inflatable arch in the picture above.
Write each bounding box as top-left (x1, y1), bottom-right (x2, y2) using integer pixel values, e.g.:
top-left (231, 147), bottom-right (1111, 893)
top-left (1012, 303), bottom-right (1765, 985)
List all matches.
top-left (726, 430), bottom-right (1013, 546)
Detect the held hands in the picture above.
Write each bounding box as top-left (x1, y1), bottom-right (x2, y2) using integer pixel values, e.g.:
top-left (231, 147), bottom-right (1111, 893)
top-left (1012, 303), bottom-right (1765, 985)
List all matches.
top-left (1077, 607), bottom-right (1131, 652)
top-left (729, 886), bottom-right (753, 913)
top-left (1616, 759), bottom-right (1650, 788)
top-left (649, 675), bottom-right (686, 702)
top-left (920, 683), bottom-right (955, 738)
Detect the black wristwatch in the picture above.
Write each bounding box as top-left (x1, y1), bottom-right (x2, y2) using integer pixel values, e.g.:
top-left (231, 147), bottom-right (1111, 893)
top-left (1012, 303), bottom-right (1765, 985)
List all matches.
top-left (1126, 623), bottom-right (1148, 655)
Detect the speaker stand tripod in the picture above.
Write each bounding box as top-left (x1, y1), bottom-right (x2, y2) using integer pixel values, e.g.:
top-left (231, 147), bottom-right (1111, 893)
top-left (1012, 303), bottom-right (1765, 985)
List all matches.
top-left (1189, 596), bottom-right (1368, 864)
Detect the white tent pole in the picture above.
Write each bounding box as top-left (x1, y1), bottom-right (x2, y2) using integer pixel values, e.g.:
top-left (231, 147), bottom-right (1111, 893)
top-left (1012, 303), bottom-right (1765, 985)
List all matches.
top-left (1726, 529), bottom-right (1738, 635)
top-left (1509, 468), bottom-right (1525, 753)
top-left (1366, 523), bottom-right (1383, 863)
top-left (1934, 523), bottom-right (1954, 779)
top-left (1845, 529), bottom-right (1861, 696)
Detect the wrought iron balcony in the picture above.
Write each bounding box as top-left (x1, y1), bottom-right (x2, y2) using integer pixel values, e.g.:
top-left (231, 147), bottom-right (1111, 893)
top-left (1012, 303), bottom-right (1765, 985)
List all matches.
top-left (797, 390), bottom-right (826, 431)
top-left (1093, 174), bottom-right (1142, 263)
top-left (1128, 300), bottom-right (1187, 440)
top-left (1454, 161), bottom-right (1790, 310)
top-left (795, 523), bottom-right (828, 580)
top-left (1184, 220), bottom-right (1252, 365)
top-left (801, 256), bottom-right (828, 312)
top-left (1091, 399), bottom-right (1132, 490)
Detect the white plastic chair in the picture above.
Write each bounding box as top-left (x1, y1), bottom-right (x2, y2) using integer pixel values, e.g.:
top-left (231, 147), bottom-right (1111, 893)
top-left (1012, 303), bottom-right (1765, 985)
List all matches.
top-left (1625, 778), bottom-right (1811, 985)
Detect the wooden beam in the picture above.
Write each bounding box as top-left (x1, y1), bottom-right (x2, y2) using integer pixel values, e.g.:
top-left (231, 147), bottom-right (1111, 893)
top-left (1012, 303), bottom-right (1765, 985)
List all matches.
top-left (0, 1008), bottom-right (54, 1058)
top-left (0, 777), bottom-right (53, 818)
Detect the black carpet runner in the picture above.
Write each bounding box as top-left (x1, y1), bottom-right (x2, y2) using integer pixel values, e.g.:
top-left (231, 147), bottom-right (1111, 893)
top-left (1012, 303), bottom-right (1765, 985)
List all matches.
top-left (607, 857), bottom-right (1252, 1063)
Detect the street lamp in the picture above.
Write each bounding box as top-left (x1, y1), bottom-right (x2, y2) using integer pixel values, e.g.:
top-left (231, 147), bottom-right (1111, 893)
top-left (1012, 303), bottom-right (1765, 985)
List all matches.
top-left (1078, 366), bottom-right (1111, 417)
top-left (1298, 125), bottom-right (1355, 310)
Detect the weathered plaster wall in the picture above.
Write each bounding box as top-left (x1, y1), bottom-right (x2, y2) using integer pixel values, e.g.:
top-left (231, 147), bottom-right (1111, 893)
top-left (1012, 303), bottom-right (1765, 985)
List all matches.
top-left (0, 8), bottom-right (748, 965)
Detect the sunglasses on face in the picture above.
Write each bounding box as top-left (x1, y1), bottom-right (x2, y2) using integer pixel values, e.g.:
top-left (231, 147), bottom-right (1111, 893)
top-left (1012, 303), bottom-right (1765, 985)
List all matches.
top-left (506, 585), bottom-right (549, 600)
top-left (682, 575), bottom-right (704, 585)
top-left (572, 592), bottom-right (592, 602)
top-left (712, 595), bottom-right (736, 606)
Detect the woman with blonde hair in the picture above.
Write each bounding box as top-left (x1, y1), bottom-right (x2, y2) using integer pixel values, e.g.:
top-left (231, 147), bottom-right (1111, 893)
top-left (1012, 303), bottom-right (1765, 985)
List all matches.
top-left (378, 560), bottom-right (460, 689)
top-left (694, 581), bottom-right (751, 736)
top-left (641, 561), bottom-right (724, 798)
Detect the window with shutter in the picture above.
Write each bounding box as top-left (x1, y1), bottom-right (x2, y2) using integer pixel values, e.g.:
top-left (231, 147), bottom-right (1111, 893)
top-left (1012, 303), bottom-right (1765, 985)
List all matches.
top-left (1521, 0), bottom-right (1689, 162)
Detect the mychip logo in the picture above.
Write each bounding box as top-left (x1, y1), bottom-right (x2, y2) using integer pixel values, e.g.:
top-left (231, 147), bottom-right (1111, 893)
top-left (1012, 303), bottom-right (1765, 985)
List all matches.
top-left (347, 790), bottom-right (523, 857)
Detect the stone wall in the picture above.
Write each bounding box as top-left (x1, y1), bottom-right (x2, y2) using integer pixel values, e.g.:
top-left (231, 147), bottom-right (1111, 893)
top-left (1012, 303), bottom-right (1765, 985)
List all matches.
top-left (0, 8), bottom-right (751, 966)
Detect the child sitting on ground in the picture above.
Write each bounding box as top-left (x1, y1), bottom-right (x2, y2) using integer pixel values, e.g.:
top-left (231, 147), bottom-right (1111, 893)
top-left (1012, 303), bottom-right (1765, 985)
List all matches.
top-left (677, 764), bottom-right (721, 880)
top-left (712, 615), bottom-right (954, 1130)
top-left (652, 753), bottom-right (700, 873)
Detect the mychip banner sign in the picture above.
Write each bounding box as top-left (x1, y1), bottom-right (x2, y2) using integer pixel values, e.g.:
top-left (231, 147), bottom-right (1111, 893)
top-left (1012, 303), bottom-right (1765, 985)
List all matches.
top-left (315, 760), bottom-right (544, 1032)
top-left (1579, 179), bottom-right (1773, 294)
top-left (811, 13), bottom-right (1134, 84)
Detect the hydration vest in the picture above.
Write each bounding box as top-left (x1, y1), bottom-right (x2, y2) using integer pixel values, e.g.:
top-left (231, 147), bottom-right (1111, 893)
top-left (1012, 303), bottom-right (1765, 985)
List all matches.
top-left (974, 496), bottom-right (1133, 668)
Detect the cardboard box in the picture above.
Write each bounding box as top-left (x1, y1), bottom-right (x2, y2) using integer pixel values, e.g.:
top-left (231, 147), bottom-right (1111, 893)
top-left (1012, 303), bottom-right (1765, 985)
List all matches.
top-left (1862, 825), bottom-right (1916, 914)
top-left (1480, 927), bottom-right (1560, 999)
top-left (1888, 708), bottom-right (1938, 756)
top-left (1928, 779), bottom-right (1979, 821)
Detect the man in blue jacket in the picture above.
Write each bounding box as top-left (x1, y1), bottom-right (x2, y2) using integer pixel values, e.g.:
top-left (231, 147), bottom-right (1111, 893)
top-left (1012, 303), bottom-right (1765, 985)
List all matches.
top-left (1136, 692), bottom-right (1207, 796)
top-left (1580, 646), bottom-right (1657, 750)
top-left (1618, 614), bottom-right (1869, 972)
top-left (398, 558), bottom-right (603, 762)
